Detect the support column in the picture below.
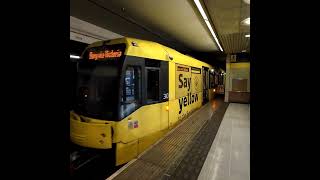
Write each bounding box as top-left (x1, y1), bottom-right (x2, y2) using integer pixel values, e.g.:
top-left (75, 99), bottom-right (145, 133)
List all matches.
top-left (224, 54), bottom-right (231, 102)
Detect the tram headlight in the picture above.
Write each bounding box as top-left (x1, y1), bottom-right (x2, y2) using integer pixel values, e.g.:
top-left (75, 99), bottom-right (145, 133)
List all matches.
top-left (70, 152), bottom-right (80, 162)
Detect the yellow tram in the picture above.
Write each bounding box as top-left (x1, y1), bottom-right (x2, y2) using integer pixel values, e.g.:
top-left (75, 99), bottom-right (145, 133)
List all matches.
top-left (70, 37), bottom-right (216, 166)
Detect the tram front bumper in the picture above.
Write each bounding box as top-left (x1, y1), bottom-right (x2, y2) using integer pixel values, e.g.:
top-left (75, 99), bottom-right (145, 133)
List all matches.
top-left (70, 112), bottom-right (112, 149)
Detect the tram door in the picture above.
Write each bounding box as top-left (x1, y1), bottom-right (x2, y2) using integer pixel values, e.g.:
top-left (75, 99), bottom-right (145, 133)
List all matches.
top-left (144, 60), bottom-right (169, 131)
top-left (202, 66), bottom-right (209, 104)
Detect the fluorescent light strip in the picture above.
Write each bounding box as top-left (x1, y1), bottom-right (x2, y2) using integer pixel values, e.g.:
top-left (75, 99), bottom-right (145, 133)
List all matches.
top-left (205, 20), bottom-right (223, 51)
top-left (194, 0), bottom-right (208, 20)
top-left (194, 0), bottom-right (223, 52)
top-left (245, 34), bottom-right (250, 38)
top-left (70, 55), bottom-right (80, 59)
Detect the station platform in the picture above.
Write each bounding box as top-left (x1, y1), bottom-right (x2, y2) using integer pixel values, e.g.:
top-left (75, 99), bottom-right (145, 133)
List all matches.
top-left (107, 98), bottom-right (250, 180)
top-left (198, 103), bottom-right (250, 180)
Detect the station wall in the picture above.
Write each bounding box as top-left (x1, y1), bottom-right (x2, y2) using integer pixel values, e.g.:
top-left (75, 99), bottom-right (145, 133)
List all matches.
top-left (225, 58), bottom-right (250, 103)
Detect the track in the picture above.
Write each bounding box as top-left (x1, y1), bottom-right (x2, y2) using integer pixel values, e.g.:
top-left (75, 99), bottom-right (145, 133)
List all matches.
top-left (70, 143), bottom-right (123, 180)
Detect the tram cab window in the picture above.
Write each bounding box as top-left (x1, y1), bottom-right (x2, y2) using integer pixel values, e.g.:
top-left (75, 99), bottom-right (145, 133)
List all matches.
top-left (75, 61), bottom-right (120, 120)
top-left (146, 68), bottom-right (160, 103)
top-left (120, 66), bottom-right (141, 119)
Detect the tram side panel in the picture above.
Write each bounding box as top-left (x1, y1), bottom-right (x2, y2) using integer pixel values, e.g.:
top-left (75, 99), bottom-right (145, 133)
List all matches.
top-left (114, 58), bottom-right (170, 165)
top-left (168, 62), bottom-right (203, 128)
top-left (115, 60), bottom-right (207, 165)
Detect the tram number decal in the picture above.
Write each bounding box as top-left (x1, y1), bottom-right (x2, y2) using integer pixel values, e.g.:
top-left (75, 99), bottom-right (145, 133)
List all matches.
top-left (162, 93), bottom-right (169, 100)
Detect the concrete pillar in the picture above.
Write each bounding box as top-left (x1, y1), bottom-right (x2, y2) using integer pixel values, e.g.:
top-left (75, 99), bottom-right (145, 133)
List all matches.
top-left (224, 54), bottom-right (231, 102)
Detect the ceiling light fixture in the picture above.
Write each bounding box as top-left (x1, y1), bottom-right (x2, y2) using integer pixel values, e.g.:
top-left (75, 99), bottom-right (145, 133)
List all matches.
top-left (243, 0), bottom-right (250, 4)
top-left (245, 34), bottom-right (250, 38)
top-left (70, 55), bottom-right (80, 59)
top-left (241, 17), bottom-right (250, 26)
top-left (194, 0), bottom-right (223, 52)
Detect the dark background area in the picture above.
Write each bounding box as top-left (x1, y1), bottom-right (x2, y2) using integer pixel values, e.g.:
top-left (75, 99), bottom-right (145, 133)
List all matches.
top-left (70, 40), bottom-right (87, 110)
top-left (1, 1), bottom-right (318, 179)
top-left (70, 40), bottom-right (88, 56)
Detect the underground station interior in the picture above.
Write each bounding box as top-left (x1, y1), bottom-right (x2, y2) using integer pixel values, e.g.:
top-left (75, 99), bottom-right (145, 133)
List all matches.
top-left (70, 0), bottom-right (250, 179)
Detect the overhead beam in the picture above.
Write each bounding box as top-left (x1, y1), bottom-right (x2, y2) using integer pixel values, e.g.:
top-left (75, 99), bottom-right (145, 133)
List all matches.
top-left (70, 16), bottom-right (123, 44)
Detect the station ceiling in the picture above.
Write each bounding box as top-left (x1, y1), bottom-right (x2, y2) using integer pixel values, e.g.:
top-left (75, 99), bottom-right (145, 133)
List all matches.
top-left (70, 0), bottom-right (250, 62)
top-left (205, 0), bottom-right (250, 53)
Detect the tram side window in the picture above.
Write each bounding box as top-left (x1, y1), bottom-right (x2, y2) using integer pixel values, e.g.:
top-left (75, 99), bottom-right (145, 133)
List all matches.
top-left (203, 69), bottom-right (209, 89)
top-left (209, 73), bottom-right (215, 88)
top-left (214, 74), bottom-right (219, 85)
top-left (146, 68), bottom-right (160, 103)
top-left (120, 66), bottom-right (141, 119)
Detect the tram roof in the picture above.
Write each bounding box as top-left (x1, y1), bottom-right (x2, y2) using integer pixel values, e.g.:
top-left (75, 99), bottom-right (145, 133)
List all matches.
top-left (86, 37), bottom-right (212, 68)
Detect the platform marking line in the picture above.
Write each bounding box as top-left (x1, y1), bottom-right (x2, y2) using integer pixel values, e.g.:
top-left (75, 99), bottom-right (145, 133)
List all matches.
top-left (228, 105), bottom-right (233, 178)
top-left (105, 158), bottom-right (138, 180)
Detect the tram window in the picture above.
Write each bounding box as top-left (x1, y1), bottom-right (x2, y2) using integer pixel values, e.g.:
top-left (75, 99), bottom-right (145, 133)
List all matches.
top-left (209, 73), bottom-right (214, 88)
top-left (214, 74), bottom-right (219, 85)
top-left (145, 59), bottom-right (160, 67)
top-left (75, 61), bottom-right (121, 120)
top-left (146, 68), bottom-right (159, 103)
top-left (120, 66), bottom-right (141, 119)
top-left (203, 69), bottom-right (209, 89)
